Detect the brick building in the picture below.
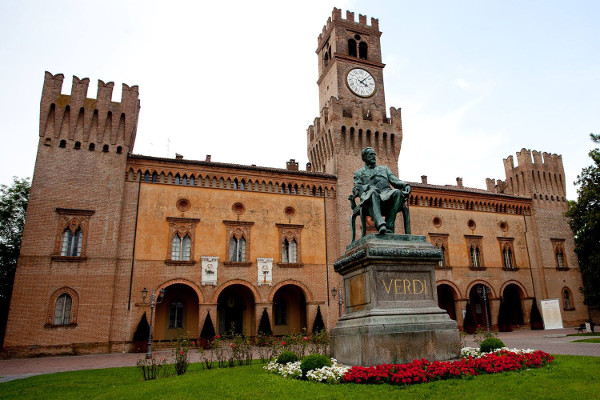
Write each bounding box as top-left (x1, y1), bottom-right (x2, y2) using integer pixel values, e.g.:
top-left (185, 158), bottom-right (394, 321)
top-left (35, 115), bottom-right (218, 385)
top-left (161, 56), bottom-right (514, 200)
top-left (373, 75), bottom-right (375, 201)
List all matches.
top-left (3, 8), bottom-right (586, 356)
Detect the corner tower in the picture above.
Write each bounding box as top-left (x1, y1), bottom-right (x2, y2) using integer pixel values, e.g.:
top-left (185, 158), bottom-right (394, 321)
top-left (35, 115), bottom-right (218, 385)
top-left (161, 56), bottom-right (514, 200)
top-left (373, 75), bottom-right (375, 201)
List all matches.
top-left (4, 72), bottom-right (140, 354)
top-left (308, 8), bottom-right (403, 256)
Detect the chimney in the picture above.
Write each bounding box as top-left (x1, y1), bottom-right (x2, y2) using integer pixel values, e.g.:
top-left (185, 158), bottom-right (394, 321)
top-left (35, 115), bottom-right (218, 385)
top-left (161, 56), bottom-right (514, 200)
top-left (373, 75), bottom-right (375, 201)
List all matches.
top-left (175, 153), bottom-right (183, 160)
top-left (205, 155), bottom-right (211, 162)
top-left (456, 177), bottom-right (463, 188)
top-left (286, 159), bottom-right (299, 171)
top-left (306, 162), bottom-right (312, 172)
top-left (421, 175), bottom-right (428, 184)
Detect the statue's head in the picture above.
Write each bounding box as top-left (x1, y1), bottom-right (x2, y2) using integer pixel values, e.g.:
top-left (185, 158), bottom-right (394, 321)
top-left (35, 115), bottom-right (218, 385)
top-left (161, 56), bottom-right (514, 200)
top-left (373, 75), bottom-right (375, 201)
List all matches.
top-left (361, 147), bottom-right (377, 165)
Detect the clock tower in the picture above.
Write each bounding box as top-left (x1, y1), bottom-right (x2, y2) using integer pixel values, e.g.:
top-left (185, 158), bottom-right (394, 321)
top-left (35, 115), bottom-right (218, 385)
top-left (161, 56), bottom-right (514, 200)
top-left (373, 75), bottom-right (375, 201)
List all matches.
top-left (307, 8), bottom-right (404, 258)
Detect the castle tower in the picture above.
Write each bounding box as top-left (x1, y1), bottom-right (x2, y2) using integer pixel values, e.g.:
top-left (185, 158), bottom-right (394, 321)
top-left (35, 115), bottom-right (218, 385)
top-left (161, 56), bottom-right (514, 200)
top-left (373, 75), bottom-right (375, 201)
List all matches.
top-left (487, 149), bottom-right (578, 301)
top-left (307, 8), bottom-right (403, 257)
top-left (4, 72), bottom-right (140, 353)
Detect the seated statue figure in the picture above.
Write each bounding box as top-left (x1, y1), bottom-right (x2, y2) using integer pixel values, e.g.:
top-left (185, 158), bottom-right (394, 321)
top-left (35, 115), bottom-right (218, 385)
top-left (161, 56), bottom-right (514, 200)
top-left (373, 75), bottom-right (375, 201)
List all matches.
top-left (352, 147), bottom-right (411, 236)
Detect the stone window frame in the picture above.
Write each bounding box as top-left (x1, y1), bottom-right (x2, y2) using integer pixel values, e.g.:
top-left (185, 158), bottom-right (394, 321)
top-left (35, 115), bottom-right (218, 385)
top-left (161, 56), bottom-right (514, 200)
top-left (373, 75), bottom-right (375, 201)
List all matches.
top-left (165, 217), bottom-right (200, 266)
top-left (465, 235), bottom-right (485, 270)
top-left (223, 220), bottom-right (254, 267)
top-left (551, 238), bottom-right (568, 270)
top-left (562, 287), bottom-right (575, 311)
top-left (498, 237), bottom-right (517, 270)
top-left (429, 233), bottom-right (450, 269)
top-left (44, 287), bottom-right (79, 328)
top-left (52, 208), bottom-right (95, 262)
top-left (276, 223), bottom-right (304, 268)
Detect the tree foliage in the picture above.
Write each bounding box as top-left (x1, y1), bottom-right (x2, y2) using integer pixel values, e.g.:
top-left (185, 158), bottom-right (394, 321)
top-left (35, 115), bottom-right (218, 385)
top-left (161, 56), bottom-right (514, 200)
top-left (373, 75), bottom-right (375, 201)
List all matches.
top-left (567, 133), bottom-right (600, 307)
top-left (0, 177), bottom-right (31, 342)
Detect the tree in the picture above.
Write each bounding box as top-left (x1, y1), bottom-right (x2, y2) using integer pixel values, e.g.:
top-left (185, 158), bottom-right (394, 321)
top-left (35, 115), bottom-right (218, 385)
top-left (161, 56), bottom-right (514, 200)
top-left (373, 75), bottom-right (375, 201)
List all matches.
top-left (0, 177), bottom-right (30, 344)
top-left (257, 308), bottom-right (273, 336)
top-left (566, 134), bottom-right (600, 307)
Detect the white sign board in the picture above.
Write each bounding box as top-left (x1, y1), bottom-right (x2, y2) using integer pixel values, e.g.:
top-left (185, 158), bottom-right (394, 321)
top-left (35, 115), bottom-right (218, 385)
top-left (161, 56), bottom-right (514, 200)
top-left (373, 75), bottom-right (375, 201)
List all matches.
top-left (201, 256), bottom-right (219, 286)
top-left (257, 257), bottom-right (273, 286)
top-left (540, 299), bottom-right (564, 330)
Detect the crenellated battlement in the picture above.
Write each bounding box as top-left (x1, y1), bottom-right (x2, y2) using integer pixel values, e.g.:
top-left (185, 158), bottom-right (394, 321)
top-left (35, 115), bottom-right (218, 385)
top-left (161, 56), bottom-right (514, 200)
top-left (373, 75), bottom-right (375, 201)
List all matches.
top-left (490, 148), bottom-right (567, 204)
top-left (306, 96), bottom-right (402, 174)
top-left (39, 72), bottom-right (140, 151)
top-left (318, 7), bottom-right (380, 44)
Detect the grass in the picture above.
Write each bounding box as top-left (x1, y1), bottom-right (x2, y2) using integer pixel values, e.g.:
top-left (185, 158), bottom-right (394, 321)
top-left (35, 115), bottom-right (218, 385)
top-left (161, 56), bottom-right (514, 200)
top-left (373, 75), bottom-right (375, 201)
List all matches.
top-left (567, 332), bottom-right (600, 337)
top-left (572, 338), bottom-right (600, 343)
top-left (1, 355), bottom-right (599, 400)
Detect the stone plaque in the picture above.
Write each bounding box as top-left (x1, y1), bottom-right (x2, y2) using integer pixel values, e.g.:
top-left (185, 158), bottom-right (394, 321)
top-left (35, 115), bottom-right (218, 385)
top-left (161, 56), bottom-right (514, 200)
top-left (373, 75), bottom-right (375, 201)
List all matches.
top-left (347, 274), bottom-right (367, 308)
top-left (257, 257), bottom-right (273, 286)
top-left (201, 256), bottom-right (219, 286)
top-left (376, 270), bottom-right (432, 301)
top-left (540, 299), bottom-right (563, 330)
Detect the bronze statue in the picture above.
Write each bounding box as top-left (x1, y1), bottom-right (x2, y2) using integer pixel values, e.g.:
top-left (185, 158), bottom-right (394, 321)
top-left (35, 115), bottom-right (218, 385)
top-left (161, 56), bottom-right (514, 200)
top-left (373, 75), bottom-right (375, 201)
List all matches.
top-left (351, 147), bottom-right (411, 237)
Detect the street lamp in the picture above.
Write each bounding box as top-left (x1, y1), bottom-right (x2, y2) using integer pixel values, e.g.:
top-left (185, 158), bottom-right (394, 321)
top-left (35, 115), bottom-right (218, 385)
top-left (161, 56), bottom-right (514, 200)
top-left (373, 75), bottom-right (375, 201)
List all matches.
top-left (331, 287), bottom-right (343, 316)
top-left (141, 287), bottom-right (165, 359)
top-left (476, 285), bottom-right (492, 334)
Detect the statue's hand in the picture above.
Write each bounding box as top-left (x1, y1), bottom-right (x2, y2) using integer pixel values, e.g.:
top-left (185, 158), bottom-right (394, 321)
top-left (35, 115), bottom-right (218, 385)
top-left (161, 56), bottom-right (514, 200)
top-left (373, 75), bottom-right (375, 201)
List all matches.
top-left (402, 185), bottom-right (411, 196)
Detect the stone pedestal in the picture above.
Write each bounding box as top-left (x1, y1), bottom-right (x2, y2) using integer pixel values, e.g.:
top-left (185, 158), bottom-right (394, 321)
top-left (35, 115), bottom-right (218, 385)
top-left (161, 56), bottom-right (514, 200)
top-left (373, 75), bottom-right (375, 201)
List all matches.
top-left (330, 234), bottom-right (460, 366)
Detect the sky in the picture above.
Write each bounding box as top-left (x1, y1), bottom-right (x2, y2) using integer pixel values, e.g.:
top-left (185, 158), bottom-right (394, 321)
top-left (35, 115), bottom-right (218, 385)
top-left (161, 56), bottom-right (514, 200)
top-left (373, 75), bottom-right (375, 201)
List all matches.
top-left (1, 0), bottom-right (599, 200)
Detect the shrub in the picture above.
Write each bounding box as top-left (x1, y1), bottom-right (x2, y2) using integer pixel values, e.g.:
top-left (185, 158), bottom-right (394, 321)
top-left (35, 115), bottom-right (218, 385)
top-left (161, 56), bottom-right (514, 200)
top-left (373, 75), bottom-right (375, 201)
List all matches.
top-left (480, 337), bottom-right (505, 353)
top-left (277, 351), bottom-right (299, 365)
top-left (300, 353), bottom-right (332, 377)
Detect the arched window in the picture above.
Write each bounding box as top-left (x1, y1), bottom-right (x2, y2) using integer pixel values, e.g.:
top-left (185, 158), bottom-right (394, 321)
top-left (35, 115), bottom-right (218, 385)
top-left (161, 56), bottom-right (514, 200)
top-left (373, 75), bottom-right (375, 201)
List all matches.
top-left (323, 51), bottom-right (329, 67)
top-left (282, 238), bottom-right (298, 263)
top-left (470, 246), bottom-right (481, 268)
top-left (144, 171), bottom-right (150, 182)
top-left (233, 179), bottom-right (238, 190)
top-left (563, 288), bottom-right (573, 310)
top-left (182, 175), bottom-right (188, 186)
top-left (175, 174), bottom-right (180, 185)
top-left (348, 39), bottom-right (357, 57)
top-left (240, 179), bottom-right (245, 191)
top-left (171, 234), bottom-right (191, 261)
top-left (61, 228), bottom-right (83, 257)
top-left (229, 236), bottom-right (246, 262)
top-left (169, 301), bottom-right (184, 329)
top-left (359, 41), bottom-right (368, 59)
top-left (189, 175), bottom-right (194, 186)
top-left (152, 172), bottom-right (158, 183)
top-left (556, 248), bottom-right (565, 269)
top-left (503, 247), bottom-right (514, 269)
top-left (53, 293), bottom-right (72, 325)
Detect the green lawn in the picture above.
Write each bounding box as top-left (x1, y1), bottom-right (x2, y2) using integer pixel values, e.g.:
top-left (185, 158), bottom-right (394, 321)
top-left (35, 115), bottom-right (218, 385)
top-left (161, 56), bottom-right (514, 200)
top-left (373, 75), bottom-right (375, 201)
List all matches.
top-left (568, 332), bottom-right (600, 336)
top-left (1, 355), bottom-right (599, 400)
top-left (573, 338), bottom-right (600, 343)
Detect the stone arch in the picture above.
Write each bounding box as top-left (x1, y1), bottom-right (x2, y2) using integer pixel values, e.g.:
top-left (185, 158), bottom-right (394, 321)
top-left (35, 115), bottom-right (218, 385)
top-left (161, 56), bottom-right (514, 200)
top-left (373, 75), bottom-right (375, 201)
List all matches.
top-left (268, 279), bottom-right (314, 303)
top-left (466, 280), bottom-right (497, 299)
top-left (436, 280), bottom-right (462, 299)
top-left (157, 278), bottom-right (205, 304)
top-left (211, 279), bottom-right (260, 304)
top-left (499, 280), bottom-right (528, 299)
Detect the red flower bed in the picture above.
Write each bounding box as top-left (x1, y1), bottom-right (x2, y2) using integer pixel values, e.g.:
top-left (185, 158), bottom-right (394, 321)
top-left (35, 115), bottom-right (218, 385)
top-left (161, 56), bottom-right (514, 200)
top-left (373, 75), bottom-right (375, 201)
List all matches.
top-left (343, 350), bottom-right (554, 385)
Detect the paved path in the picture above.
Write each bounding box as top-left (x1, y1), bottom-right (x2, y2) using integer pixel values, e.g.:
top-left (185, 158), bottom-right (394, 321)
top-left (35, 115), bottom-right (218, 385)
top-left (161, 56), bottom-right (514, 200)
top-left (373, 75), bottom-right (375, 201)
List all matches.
top-left (1, 328), bottom-right (598, 383)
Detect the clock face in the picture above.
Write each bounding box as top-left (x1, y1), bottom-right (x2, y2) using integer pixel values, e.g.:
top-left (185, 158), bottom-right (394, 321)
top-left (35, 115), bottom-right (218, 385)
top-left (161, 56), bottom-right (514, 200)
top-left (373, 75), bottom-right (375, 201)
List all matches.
top-left (346, 68), bottom-right (376, 97)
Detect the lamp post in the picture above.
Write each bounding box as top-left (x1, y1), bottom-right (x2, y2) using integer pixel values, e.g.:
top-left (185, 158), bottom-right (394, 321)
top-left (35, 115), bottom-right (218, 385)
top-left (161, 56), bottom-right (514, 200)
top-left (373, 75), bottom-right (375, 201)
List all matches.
top-left (141, 287), bottom-right (165, 359)
top-left (476, 285), bottom-right (492, 334)
top-left (331, 287), bottom-right (343, 316)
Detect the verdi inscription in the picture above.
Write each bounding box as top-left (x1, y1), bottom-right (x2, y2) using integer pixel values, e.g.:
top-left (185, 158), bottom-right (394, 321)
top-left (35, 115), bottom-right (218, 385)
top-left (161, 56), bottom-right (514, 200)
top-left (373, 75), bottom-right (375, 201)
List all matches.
top-left (376, 271), bottom-right (432, 301)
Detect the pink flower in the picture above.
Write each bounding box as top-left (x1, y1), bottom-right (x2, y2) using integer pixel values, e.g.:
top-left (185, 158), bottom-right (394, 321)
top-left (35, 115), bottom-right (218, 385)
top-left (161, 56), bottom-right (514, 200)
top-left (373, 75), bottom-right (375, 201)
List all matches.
top-left (180, 350), bottom-right (184, 355)
top-left (303, 336), bottom-right (309, 341)
top-left (281, 341), bottom-right (286, 346)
